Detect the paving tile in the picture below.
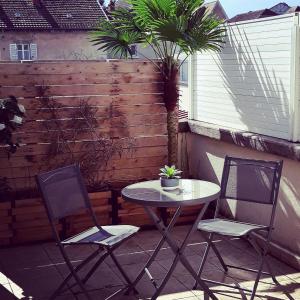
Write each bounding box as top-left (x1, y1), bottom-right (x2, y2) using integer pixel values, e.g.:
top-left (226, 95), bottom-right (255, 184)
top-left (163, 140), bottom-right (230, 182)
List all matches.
top-left (0, 230), bottom-right (293, 300)
top-left (0, 284), bottom-right (16, 300)
top-left (3, 264), bottom-right (65, 299)
top-left (43, 242), bottom-right (97, 264)
top-left (0, 271), bottom-right (9, 285)
top-left (114, 236), bottom-right (143, 255)
top-left (0, 244), bottom-right (50, 269)
top-left (135, 277), bottom-right (194, 300)
top-left (84, 266), bottom-right (124, 290)
top-left (175, 268), bottom-right (239, 292)
top-left (134, 230), bottom-right (163, 251)
top-left (105, 250), bottom-right (150, 267)
top-left (157, 254), bottom-right (217, 278)
top-left (111, 260), bottom-right (167, 282)
top-left (171, 225), bottom-right (206, 245)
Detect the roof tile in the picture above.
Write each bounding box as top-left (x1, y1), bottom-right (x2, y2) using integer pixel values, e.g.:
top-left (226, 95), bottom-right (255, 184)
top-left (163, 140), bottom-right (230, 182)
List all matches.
top-left (0, 0), bottom-right (106, 31)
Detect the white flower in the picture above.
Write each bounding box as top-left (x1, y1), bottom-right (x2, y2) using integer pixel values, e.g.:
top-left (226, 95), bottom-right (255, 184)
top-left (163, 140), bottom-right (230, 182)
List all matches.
top-left (18, 104), bottom-right (26, 113)
top-left (11, 115), bottom-right (23, 124)
top-left (0, 123), bottom-right (5, 130)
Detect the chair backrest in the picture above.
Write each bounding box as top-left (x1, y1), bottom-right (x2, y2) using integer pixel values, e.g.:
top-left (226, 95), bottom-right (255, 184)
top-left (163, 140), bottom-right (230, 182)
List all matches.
top-left (36, 164), bottom-right (94, 222)
top-left (220, 156), bottom-right (283, 206)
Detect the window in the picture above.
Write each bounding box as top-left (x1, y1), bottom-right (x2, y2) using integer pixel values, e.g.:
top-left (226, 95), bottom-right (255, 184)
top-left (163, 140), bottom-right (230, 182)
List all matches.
top-left (180, 60), bottom-right (188, 84)
top-left (17, 44), bottom-right (30, 60)
top-left (9, 43), bottom-right (38, 61)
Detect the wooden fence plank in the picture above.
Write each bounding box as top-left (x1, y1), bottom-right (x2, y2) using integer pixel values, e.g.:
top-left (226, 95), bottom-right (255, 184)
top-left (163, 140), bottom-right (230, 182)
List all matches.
top-left (0, 72), bottom-right (162, 86)
top-left (0, 82), bottom-right (164, 98)
top-left (0, 60), bottom-right (157, 75)
top-left (0, 60), bottom-right (168, 244)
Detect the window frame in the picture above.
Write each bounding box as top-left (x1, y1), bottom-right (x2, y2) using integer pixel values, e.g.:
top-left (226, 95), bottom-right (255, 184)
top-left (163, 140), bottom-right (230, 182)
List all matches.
top-left (10, 43), bottom-right (37, 61)
top-left (17, 43), bottom-right (31, 60)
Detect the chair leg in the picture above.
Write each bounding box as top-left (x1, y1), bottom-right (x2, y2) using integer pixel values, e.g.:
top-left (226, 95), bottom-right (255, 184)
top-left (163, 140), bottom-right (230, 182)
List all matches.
top-left (250, 255), bottom-right (265, 300)
top-left (193, 233), bottom-right (214, 290)
top-left (82, 251), bottom-right (110, 284)
top-left (208, 238), bottom-right (228, 273)
top-left (248, 235), bottom-right (271, 300)
top-left (109, 250), bottom-right (139, 294)
top-left (50, 247), bottom-right (101, 299)
top-left (265, 255), bottom-right (278, 284)
top-left (58, 257), bottom-right (92, 300)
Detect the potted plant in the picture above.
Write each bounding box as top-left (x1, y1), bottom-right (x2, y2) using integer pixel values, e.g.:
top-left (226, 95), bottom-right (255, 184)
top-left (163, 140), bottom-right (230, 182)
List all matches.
top-left (159, 165), bottom-right (182, 190)
top-left (0, 95), bottom-right (25, 199)
top-left (0, 95), bottom-right (25, 155)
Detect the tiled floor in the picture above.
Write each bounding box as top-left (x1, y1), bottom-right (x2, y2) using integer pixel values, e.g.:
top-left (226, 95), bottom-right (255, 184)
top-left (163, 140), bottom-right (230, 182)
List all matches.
top-left (0, 225), bottom-right (299, 300)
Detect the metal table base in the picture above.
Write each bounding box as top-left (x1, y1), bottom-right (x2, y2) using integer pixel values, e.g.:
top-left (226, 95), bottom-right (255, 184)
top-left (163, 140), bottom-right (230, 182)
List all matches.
top-left (126, 203), bottom-right (218, 300)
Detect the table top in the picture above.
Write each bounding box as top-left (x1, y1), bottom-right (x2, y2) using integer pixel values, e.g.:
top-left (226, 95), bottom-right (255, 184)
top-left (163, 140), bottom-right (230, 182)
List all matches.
top-left (121, 179), bottom-right (220, 207)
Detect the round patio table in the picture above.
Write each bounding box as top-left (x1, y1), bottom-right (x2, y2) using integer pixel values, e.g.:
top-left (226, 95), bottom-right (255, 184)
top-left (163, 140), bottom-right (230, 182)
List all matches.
top-left (121, 179), bottom-right (220, 300)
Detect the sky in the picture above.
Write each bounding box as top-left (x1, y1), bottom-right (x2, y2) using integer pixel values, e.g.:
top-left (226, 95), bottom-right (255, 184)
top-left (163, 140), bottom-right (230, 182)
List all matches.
top-left (105, 1), bottom-right (300, 18)
top-left (217, 0), bottom-right (300, 18)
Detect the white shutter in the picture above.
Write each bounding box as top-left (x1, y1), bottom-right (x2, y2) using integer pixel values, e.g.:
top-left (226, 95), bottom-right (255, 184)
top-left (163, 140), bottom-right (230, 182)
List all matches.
top-left (9, 44), bottom-right (18, 61)
top-left (30, 44), bottom-right (37, 60)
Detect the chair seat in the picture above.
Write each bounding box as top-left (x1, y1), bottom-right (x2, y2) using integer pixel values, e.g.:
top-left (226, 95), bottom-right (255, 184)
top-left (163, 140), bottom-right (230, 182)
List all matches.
top-left (197, 218), bottom-right (268, 237)
top-left (62, 225), bottom-right (139, 247)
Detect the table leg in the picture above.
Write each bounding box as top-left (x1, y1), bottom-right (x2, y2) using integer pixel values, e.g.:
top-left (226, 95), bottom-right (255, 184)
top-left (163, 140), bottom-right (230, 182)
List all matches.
top-left (145, 204), bottom-right (218, 300)
top-left (125, 207), bottom-right (182, 295)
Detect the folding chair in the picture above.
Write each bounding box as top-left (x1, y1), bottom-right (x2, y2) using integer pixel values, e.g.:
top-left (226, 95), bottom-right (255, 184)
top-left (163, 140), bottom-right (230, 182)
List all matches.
top-left (193, 156), bottom-right (283, 300)
top-left (36, 165), bottom-right (139, 300)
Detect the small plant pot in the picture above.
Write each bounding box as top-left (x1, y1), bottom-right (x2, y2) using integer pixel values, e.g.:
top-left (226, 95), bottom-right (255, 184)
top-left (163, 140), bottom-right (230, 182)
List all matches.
top-left (160, 177), bottom-right (179, 190)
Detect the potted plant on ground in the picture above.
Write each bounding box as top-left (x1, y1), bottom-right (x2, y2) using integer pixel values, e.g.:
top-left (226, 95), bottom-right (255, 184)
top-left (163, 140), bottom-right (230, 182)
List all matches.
top-left (0, 95), bottom-right (25, 155)
top-left (0, 95), bottom-right (25, 198)
top-left (159, 165), bottom-right (182, 190)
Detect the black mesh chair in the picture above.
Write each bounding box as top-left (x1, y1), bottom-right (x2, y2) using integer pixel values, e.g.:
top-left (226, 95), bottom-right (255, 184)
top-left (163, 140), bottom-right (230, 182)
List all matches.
top-left (194, 156), bottom-right (283, 300)
top-left (36, 165), bottom-right (139, 300)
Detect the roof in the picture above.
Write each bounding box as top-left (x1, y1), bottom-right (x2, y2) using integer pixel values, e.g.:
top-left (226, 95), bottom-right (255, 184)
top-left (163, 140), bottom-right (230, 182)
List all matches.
top-left (204, 0), bottom-right (228, 20)
top-left (287, 6), bottom-right (300, 13)
top-left (270, 2), bottom-right (290, 14)
top-left (0, 0), bottom-right (107, 31)
top-left (228, 2), bottom-right (300, 23)
top-left (115, 0), bottom-right (228, 20)
top-left (228, 9), bottom-right (277, 23)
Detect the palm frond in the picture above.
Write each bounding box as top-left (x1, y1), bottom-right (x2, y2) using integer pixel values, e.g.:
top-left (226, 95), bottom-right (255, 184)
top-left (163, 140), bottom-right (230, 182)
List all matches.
top-left (91, 19), bottom-right (145, 58)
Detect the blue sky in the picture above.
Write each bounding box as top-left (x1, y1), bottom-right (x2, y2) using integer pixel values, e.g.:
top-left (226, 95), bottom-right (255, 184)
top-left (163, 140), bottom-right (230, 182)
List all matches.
top-left (217, 0), bottom-right (300, 17)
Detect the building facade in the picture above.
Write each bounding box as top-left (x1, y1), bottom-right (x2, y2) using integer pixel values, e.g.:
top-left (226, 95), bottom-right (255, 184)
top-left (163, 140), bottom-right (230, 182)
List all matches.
top-left (0, 0), bottom-right (108, 61)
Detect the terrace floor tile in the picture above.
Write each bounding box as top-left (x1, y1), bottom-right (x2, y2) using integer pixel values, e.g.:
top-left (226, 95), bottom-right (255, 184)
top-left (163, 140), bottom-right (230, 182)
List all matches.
top-left (0, 226), bottom-right (297, 300)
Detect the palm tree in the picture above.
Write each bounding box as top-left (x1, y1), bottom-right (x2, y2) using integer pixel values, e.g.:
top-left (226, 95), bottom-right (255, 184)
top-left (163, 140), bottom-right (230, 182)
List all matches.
top-left (91, 0), bottom-right (225, 166)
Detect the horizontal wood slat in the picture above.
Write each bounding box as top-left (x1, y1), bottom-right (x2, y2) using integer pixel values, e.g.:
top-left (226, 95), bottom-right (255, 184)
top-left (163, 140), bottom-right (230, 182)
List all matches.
top-left (0, 60), bottom-right (158, 75)
top-left (0, 61), bottom-right (167, 198)
top-left (0, 191), bottom-right (111, 246)
top-left (0, 60), bottom-right (169, 244)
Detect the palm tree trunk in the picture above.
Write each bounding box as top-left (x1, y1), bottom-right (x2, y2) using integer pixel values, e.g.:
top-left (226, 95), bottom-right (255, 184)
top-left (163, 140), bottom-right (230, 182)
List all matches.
top-left (167, 107), bottom-right (178, 165)
top-left (163, 61), bottom-right (179, 166)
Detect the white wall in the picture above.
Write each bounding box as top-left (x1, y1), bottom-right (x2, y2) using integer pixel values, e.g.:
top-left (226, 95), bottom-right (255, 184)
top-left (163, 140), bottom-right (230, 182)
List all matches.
top-left (179, 132), bottom-right (300, 265)
top-left (191, 14), bottom-right (300, 141)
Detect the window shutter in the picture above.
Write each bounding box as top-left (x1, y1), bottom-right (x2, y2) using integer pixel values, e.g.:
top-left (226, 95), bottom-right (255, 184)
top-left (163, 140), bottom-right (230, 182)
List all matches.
top-left (30, 44), bottom-right (37, 60)
top-left (9, 44), bottom-right (18, 61)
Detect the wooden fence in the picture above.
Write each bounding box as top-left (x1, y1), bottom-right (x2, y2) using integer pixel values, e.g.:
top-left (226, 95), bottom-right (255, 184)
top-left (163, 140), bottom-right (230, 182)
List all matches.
top-left (0, 60), bottom-right (203, 246)
top-left (0, 60), bottom-right (167, 191)
top-left (0, 60), bottom-right (168, 245)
